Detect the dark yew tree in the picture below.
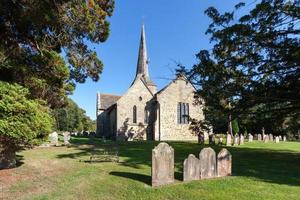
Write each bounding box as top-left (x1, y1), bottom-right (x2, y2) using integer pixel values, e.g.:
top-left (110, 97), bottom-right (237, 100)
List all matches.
top-left (188, 0), bottom-right (300, 136)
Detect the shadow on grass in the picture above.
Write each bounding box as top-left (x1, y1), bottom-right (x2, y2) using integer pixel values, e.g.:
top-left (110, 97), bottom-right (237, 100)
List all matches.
top-left (55, 137), bottom-right (300, 187)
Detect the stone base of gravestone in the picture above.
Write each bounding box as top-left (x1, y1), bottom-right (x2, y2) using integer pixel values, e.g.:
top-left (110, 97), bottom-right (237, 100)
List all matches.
top-left (217, 148), bottom-right (232, 177)
top-left (183, 154), bottom-right (200, 181)
top-left (199, 147), bottom-right (217, 179)
top-left (152, 142), bottom-right (174, 187)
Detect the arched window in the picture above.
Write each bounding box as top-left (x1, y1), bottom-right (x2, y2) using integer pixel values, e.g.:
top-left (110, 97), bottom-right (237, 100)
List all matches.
top-left (133, 105), bottom-right (137, 123)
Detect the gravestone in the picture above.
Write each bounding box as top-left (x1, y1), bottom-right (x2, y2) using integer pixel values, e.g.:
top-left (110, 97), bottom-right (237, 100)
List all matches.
top-left (248, 134), bottom-right (253, 142)
top-left (209, 135), bottom-right (215, 145)
top-left (198, 134), bottom-right (205, 144)
top-left (269, 134), bottom-right (273, 142)
top-left (217, 148), bottom-right (232, 177)
top-left (183, 154), bottom-right (200, 181)
top-left (152, 142), bottom-right (174, 187)
top-left (234, 135), bottom-right (239, 146)
top-left (226, 134), bottom-right (232, 146)
top-left (258, 134), bottom-right (262, 141)
top-left (283, 135), bottom-right (287, 141)
top-left (275, 136), bottom-right (279, 143)
top-left (49, 132), bottom-right (58, 146)
top-left (63, 132), bottom-right (71, 146)
top-left (263, 134), bottom-right (269, 143)
top-left (279, 135), bottom-right (282, 141)
top-left (218, 137), bottom-right (223, 145)
top-left (239, 134), bottom-right (244, 145)
top-left (199, 147), bottom-right (217, 179)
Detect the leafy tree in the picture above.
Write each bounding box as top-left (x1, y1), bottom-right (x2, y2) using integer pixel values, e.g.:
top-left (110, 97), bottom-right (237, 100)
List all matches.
top-left (187, 0), bottom-right (300, 136)
top-left (232, 119), bottom-right (240, 135)
top-left (0, 81), bottom-right (53, 169)
top-left (52, 98), bottom-right (95, 132)
top-left (0, 0), bottom-right (114, 108)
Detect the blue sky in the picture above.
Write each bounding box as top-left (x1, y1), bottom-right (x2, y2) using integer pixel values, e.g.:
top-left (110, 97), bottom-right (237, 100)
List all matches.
top-left (70, 0), bottom-right (254, 120)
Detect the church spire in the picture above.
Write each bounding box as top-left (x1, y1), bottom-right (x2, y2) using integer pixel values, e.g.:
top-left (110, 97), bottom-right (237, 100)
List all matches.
top-left (136, 24), bottom-right (150, 79)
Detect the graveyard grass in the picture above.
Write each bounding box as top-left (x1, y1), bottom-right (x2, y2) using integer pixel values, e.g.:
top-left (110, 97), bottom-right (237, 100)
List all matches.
top-left (1, 138), bottom-right (300, 200)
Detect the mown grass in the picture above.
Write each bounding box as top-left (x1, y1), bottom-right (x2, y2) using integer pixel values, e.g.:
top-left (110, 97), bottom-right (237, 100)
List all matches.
top-left (1, 137), bottom-right (300, 200)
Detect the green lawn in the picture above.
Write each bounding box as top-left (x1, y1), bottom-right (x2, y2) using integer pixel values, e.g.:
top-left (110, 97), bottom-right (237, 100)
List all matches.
top-left (1, 138), bottom-right (300, 200)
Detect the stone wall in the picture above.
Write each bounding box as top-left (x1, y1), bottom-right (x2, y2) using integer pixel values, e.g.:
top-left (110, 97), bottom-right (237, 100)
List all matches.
top-left (116, 77), bottom-right (154, 140)
top-left (154, 77), bottom-right (205, 141)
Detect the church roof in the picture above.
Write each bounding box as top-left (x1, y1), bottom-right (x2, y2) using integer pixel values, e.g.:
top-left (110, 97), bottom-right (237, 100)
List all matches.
top-left (100, 94), bottom-right (121, 110)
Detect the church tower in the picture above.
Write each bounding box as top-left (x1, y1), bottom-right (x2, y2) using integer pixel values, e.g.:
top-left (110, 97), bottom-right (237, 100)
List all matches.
top-left (133, 24), bottom-right (157, 94)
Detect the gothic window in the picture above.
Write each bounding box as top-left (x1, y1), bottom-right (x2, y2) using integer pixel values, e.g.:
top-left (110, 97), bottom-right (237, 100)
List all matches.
top-left (177, 102), bottom-right (189, 124)
top-left (133, 105), bottom-right (137, 123)
top-left (144, 108), bottom-right (149, 124)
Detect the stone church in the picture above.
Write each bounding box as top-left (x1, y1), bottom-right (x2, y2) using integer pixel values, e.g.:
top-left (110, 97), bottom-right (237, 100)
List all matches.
top-left (96, 25), bottom-right (205, 141)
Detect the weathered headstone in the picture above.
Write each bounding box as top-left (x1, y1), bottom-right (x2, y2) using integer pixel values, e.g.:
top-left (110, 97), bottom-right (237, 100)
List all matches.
top-left (279, 135), bottom-right (282, 141)
top-left (263, 134), bottom-right (269, 143)
top-left (283, 135), bottom-right (287, 141)
top-left (239, 134), bottom-right (244, 145)
top-left (248, 134), bottom-right (253, 142)
top-left (152, 142), bottom-right (174, 187)
top-left (217, 148), bottom-right (232, 177)
top-left (226, 134), bottom-right (232, 146)
top-left (49, 132), bottom-right (58, 146)
top-left (199, 147), bottom-right (217, 179)
top-left (269, 134), bottom-right (273, 142)
top-left (234, 135), bottom-right (239, 146)
top-left (183, 154), bottom-right (200, 181)
top-left (275, 136), bottom-right (279, 143)
top-left (63, 132), bottom-right (71, 146)
top-left (258, 134), bottom-right (262, 141)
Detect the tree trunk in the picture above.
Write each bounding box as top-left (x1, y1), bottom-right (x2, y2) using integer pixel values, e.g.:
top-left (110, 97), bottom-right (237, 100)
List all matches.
top-left (0, 147), bottom-right (16, 169)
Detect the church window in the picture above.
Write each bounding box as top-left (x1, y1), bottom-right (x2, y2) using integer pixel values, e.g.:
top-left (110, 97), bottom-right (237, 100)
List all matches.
top-left (177, 102), bottom-right (189, 124)
top-left (144, 108), bottom-right (149, 124)
top-left (133, 105), bottom-right (137, 123)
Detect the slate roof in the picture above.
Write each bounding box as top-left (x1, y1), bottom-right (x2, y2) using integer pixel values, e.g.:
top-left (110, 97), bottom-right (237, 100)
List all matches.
top-left (100, 94), bottom-right (121, 110)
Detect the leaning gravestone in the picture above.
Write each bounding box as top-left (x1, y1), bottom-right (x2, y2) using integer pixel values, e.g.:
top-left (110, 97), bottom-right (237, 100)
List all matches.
top-left (234, 135), bottom-right (239, 146)
top-left (152, 142), bottom-right (174, 187)
top-left (50, 132), bottom-right (58, 146)
top-left (275, 136), bottom-right (279, 143)
top-left (183, 154), bottom-right (200, 181)
top-left (248, 134), bottom-right (253, 142)
top-left (217, 148), bottom-right (232, 177)
top-left (258, 134), bottom-right (262, 141)
top-left (263, 134), bottom-right (269, 143)
top-left (63, 132), bottom-right (71, 146)
top-left (239, 134), bottom-right (244, 145)
top-left (199, 147), bottom-right (217, 179)
top-left (226, 134), bottom-right (232, 146)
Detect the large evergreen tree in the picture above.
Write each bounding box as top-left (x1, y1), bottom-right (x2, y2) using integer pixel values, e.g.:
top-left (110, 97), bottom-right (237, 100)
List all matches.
top-left (188, 0), bottom-right (299, 135)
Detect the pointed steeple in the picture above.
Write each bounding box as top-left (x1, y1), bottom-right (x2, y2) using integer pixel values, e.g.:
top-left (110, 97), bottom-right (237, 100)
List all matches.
top-left (136, 24), bottom-right (150, 78)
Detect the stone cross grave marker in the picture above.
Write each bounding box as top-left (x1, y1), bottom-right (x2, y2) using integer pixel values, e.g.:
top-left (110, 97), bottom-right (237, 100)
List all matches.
top-left (199, 147), bottom-right (217, 179)
top-left (152, 142), bottom-right (174, 187)
top-left (183, 154), bottom-right (200, 181)
top-left (217, 148), bottom-right (232, 177)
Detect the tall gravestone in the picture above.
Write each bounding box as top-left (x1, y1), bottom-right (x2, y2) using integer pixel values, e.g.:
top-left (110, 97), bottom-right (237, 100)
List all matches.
top-left (239, 134), bottom-right (244, 145)
top-left (269, 134), bottom-right (273, 142)
top-left (226, 134), bottom-right (232, 146)
top-left (248, 134), bottom-right (253, 142)
top-left (234, 135), bottom-right (239, 146)
top-left (183, 154), bottom-right (200, 181)
top-left (275, 136), bottom-right (279, 143)
top-left (263, 134), bottom-right (269, 143)
top-left (50, 132), bottom-right (58, 146)
top-left (152, 142), bottom-right (174, 187)
top-left (217, 148), bottom-right (232, 177)
top-left (199, 147), bottom-right (216, 179)
top-left (257, 134), bottom-right (262, 141)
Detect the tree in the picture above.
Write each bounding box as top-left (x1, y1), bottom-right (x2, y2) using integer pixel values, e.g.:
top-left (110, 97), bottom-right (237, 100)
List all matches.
top-left (187, 0), bottom-right (300, 135)
top-left (0, 81), bottom-right (53, 169)
top-left (52, 98), bottom-right (95, 132)
top-left (0, 0), bottom-right (114, 108)
top-left (232, 119), bottom-right (239, 135)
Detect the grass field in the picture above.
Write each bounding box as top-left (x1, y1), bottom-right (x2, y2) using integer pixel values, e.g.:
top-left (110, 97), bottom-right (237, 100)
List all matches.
top-left (1, 137), bottom-right (300, 200)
